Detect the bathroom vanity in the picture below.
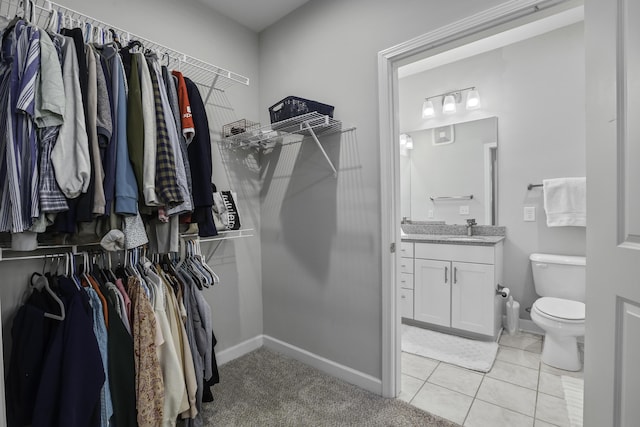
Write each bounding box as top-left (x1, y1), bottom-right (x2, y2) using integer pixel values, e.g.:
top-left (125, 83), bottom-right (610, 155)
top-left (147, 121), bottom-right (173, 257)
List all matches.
top-left (400, 234), bottom-right (504, 340)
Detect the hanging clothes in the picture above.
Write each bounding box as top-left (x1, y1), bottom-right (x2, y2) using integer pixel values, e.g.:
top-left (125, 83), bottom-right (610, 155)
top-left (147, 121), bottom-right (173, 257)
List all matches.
top-left (143, 260), bottom-right (189, 427)
top-left (102, 279), bottom-right (138, 427)
top-left (128, 275), bottom-right (165, 427)
top-left (31, 275), bottom-right (105, 427)
top-left (146, 55), bottom-right (182, 209)
top-left (113, 49), bottom-right (139, 216)
top-left (86, 286), bottom-right (114, 427)
top-left (164, 67), bottom-right (193, 198)
top-left (34, 30), bottom-right (67, 216)
top-left (60, 27), bottom-right (94, 222)
top-left (86, 43), bottom-right (106, 216)
top-left (126, 52), bottom-right (145, 200)
top-left (137, 51), bottom-right (159, 207)
top-left (184, 77), bottom-right (217, 238)
top-left (0, 21), bottom-right (41, 235)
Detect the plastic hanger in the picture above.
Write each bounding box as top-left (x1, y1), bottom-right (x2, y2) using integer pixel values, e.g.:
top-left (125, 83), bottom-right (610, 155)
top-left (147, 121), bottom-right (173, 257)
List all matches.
top-left (192, 239), bottom-right (218, 285)
top-left (45, 6), bottom-right (58, 33)
top-left (31, 271), bottom-right (65, 321)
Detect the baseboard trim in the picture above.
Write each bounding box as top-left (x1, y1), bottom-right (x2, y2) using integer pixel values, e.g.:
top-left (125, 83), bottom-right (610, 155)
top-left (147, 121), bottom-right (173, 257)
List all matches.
top-left (501, 315), bottom-right (544, 335)
top-left (263, 335), bottom-right (383, 395)
top-left (216, 335), bottom-right (264, 366)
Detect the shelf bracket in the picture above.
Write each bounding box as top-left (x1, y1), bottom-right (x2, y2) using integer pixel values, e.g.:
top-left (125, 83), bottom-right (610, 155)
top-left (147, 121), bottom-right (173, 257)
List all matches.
top-left (301, 120), bottom-right (338, 177)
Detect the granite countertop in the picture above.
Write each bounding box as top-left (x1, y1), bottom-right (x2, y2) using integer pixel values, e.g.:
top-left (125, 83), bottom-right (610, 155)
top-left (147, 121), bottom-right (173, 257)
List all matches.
top-left (401, 233), bottom-right (505, 246)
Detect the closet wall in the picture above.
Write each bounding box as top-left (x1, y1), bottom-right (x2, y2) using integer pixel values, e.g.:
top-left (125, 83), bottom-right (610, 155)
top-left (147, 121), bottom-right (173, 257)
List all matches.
top-left (259, 0), bottom-right (506, 380)
top-left (0, 0), bottom-right (264, 361)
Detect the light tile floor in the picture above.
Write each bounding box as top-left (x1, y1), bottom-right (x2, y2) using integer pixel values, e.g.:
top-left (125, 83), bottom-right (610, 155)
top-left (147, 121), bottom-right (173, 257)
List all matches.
top-left (398, 330), bottom-right (584, 427)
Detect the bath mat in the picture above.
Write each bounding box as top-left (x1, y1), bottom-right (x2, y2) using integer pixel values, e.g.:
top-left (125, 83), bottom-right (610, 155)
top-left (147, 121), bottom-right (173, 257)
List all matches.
top-left (561, 376), bottom-right (584, 427)
top-left (401, 324), bottom-right (498, 372)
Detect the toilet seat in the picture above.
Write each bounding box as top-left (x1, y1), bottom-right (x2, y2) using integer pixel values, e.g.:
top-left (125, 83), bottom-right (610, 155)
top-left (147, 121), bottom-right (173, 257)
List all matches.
top-left (534, 297), bottom-right (585, 321)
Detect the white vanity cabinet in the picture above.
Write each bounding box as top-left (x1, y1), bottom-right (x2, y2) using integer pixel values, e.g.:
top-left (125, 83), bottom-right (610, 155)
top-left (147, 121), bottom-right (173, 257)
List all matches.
top-left (399, 242), bottom-right (414, 319)
top-left (408, 240), bottom-right (503, 338)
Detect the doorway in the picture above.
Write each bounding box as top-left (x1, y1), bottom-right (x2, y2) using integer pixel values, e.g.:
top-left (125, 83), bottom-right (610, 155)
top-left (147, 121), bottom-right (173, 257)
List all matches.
top-left (378, 0), bottom-right (585, 406)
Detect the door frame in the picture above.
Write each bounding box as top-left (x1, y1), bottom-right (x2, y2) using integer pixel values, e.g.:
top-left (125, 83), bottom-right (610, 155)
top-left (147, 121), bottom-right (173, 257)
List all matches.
top-left (377, 0), bottom-right (579, 398)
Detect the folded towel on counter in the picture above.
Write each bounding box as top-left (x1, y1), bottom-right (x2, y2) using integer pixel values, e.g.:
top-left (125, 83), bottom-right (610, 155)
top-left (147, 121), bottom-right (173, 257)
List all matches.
top-left (543, 177), bottom-right (586, 227)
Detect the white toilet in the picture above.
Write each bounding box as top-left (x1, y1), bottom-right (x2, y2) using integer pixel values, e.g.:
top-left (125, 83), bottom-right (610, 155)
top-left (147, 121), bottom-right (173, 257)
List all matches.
top-left (530, 253), bottom-right (586, 371)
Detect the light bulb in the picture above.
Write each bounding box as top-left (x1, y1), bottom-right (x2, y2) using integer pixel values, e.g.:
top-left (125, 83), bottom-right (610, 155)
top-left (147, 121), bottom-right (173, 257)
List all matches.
top-left (422, 100), bottom-right (435, 119)
top-left (466, 89), bottom-right (481, 110)
top-left (442, 94), bottom-right (457, 114)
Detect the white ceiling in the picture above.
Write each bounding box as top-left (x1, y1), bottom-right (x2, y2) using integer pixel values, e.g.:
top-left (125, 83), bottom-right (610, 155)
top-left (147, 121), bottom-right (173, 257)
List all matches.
top-left (197, 0), bottom-right (311, 32)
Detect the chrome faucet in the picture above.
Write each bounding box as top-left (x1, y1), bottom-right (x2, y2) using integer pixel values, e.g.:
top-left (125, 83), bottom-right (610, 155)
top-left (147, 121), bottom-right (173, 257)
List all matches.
top-left (466, 218), bottom-right (477, 236)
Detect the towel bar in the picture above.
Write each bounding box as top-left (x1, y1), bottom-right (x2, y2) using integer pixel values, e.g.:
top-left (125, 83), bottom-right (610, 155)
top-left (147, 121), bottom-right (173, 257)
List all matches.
top-left (429, 195), bottom-right (474, 201)
top-left (527, 184), bottom-right (543, 190)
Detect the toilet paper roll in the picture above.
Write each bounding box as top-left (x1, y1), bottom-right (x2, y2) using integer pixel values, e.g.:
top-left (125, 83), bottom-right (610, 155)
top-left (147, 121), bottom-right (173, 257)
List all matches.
top-left (498, 287), bottom-right (510, 298)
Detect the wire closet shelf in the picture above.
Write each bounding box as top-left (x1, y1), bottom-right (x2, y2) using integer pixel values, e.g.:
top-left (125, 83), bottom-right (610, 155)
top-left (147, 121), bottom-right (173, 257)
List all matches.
top-left (223, 112), bottom-right (344, 148)
top-left (0, 0), bottom-right (250, 97)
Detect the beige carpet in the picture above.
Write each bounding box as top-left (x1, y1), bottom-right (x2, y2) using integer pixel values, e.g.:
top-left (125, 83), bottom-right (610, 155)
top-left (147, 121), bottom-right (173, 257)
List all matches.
top-left (202, 347), bottom-right (459, 426)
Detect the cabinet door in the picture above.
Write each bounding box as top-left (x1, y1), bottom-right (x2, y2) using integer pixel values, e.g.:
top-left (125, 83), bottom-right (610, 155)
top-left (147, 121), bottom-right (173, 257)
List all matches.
top-left (414, 259), bottom-right (450, 327)
top-left (400, 288), bottom-right (414, 319)
top-left (451, 262), bottom-right (495, 335)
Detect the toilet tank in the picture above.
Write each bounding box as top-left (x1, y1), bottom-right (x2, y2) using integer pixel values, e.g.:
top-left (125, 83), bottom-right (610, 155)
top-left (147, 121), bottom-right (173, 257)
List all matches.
top-left (530, 253), bottom-right (586, 302)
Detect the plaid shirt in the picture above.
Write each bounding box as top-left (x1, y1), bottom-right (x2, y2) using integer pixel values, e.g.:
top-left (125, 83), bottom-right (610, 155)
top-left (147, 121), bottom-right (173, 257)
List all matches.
top-left (38, 126), bottom-right (68, 212)
top-left (147, 57), bottom-right (182, 208)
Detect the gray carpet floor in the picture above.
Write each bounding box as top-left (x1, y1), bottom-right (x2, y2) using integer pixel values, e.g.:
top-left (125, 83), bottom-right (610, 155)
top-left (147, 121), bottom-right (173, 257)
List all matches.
top-left (201, 347), bottom-right (460, 426)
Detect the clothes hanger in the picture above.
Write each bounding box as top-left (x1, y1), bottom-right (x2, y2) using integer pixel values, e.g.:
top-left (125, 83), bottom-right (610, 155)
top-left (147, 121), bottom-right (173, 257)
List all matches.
top-left (45, 6), bottom-right (58, 33)
top-left (31, 271), bottom-right (65, 321)
top-left (196, 239), bottom-right (220, 284)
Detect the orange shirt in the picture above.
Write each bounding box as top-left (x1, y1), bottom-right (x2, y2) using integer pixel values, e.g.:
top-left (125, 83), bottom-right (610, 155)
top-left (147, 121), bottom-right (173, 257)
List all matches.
top-left (171, 71), bottom-right (195, 144)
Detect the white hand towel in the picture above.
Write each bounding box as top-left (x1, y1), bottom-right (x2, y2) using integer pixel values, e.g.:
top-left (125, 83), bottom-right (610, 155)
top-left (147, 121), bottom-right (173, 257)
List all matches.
top-left (543, 177), bottom-right (586, 227)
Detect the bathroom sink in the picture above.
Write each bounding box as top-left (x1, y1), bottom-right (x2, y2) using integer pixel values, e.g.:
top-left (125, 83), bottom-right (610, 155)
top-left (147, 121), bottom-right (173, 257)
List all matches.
top-left (443, 236), bottom-right (487, 242)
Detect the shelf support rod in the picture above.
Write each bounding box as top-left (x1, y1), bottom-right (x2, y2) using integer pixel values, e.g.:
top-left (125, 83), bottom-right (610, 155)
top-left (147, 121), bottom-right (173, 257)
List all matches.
top-left (301, 120), bottom-right (338, 177)
top-left (204, 74), bottom-right (221, 105)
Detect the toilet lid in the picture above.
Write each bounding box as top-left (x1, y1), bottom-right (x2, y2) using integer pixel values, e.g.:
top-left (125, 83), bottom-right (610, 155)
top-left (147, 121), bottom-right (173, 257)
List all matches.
top-left (535, 297), bottom-right (585, 320)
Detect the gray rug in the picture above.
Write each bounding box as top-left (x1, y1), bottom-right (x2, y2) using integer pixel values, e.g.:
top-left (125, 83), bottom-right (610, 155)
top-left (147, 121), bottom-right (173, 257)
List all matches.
top-left (201, 347), bottom-right (459, 426)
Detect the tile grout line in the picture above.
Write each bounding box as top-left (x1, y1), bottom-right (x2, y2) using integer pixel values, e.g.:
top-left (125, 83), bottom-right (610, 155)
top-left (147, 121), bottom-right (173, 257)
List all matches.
top-left (462, 372), bottom-right (486, 425)
top-left (533, 359), bottom-right (541, 424)
top-left (407, 360), bottom-right (441, 405)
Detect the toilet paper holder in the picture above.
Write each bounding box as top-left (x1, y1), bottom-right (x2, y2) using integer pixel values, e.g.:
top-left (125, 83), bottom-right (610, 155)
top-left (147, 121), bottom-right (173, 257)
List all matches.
top-left (496, 284), bottom-right (510, 298)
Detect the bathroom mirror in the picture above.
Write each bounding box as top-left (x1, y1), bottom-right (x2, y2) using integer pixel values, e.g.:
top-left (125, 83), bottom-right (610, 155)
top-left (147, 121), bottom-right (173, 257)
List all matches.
top-left (401, 117), bottom-right (498, 225)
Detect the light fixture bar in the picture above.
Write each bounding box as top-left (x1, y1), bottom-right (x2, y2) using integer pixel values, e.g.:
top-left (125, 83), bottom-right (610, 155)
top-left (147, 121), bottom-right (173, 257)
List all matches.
top-left (424, 86), bottom-right (476, 101)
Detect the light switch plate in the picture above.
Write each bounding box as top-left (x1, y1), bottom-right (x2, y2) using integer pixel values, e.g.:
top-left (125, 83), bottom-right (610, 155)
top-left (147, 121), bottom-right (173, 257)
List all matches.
top-left (459, 205), bottom-right (470, 215)
top-left (524, 206), bottom-right (536, 221)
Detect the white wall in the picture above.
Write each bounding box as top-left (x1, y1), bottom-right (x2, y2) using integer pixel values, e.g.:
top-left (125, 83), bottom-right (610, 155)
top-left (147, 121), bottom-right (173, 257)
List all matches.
top-left (258, 0), bottom-right (507, 379)
top-left (399, 22), bottom-right (586, 318)
top-left (0, 0), bottom-right (263, 360)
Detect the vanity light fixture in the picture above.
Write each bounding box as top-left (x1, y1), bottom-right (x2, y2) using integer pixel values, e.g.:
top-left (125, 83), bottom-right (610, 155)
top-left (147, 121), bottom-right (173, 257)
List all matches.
top-left (405, 134), bottom-right (413, 149)
top-left (466, 88), bottom-right (481, 110)
top-left (400, 133), bottom-right (414, 150)
top-left (421, 99), bottom-right (435, 119)
top-left (421, 86), bottom-right (481, 118)
top-left (442, 94), bottom-right (458, 114)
